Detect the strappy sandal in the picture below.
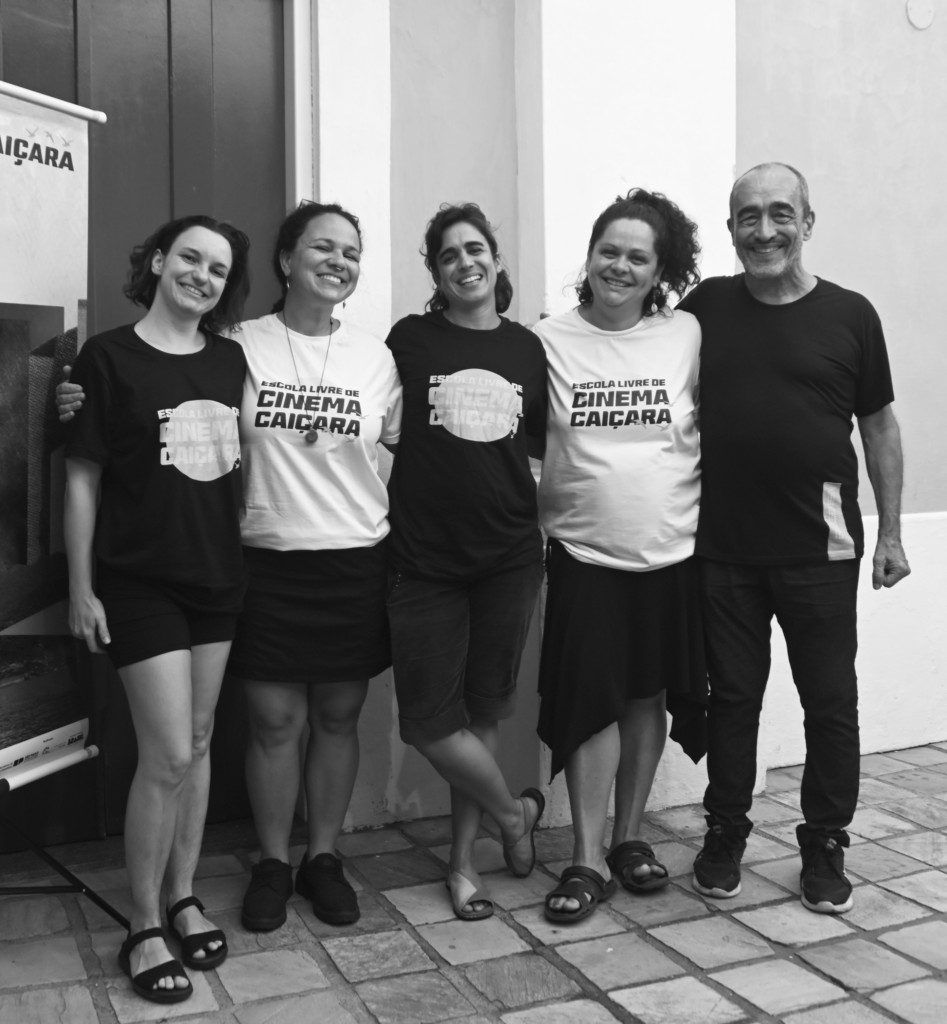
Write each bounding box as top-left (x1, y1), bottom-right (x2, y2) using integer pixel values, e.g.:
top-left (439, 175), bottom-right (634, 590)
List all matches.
top-left (503, 787), bottom-right (546, 878)
top-left (606, 840), bottom-right (671, 894)
top-left (166, 896), bottom-right (228, 970)
top-left (544, 865), bottom-right (617, 923)
top-left (447, 870), bottom-right (495, 921)
top-left (118, 927), bottom-right (193, 1004)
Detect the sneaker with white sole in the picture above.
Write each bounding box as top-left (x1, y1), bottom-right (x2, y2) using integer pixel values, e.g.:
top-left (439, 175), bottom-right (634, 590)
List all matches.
top-left (799, 832), bottom-right (853, 913)
top-left (692, 824), bottom-right (746, 899)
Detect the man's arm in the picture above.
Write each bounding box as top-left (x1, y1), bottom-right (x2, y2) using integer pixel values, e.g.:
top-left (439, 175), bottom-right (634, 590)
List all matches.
top-left (857, 403), bottom-right (910, 589)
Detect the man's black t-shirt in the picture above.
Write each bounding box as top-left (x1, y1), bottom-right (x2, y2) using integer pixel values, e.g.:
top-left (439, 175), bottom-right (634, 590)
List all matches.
top-left (386, 312), bottom-right (547, 582)
top-left (65, 324), bottom-right (247, 586)
top-left (677, 276), bottom-right (894, 564)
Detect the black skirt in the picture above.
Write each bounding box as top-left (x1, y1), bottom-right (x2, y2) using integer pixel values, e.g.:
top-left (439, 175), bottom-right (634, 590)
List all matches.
top-left (227, 541), bottom-right (391, 684)
top-left (537, 539), bottom-right (707, 779)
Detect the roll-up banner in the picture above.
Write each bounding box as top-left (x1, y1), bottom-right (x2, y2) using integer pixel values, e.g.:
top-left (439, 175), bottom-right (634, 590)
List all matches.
top-left (0, 83), bottom-right (106, 788)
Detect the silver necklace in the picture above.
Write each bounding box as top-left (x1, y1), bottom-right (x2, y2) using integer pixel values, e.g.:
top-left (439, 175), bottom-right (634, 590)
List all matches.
top-left (281, 312), bottom-right (335, 444)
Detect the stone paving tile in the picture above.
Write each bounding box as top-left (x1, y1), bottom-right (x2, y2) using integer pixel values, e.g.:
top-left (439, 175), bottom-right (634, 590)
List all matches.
top-left (752, 796), bottom-right (807, 823)
top-left (646, 804), bottom-right (707, 838)
top-left (383, 879), bottom-right (455, 925)
top-left (107, 969), bottom-right (218, 1022)
top-left (78, 886), bottom-right (135, 930)
top-left (336, 829), bottom-right (413, 857)
top-left (557, 931), bottom-right (684, 990)
top-left (649, 841), bottom-right (697, 878)
top-left (878, 830), bottom-right (947, 867)
top-left (194, 853), bottom-right (245, 877)
top-left (857, 778), bottom-right (921, 804)
top-left (323, 928), bottom-right (433, 981)
top-left (799, 936), bottom-right (929, 991)
top-left (71, 865), bottom-right (130, 890)
top-left (758, 821), bottom-right (805, 847)
top-left (878, 769), bottom-right (947, 798)
top-left (783, 1001), bottom-right (893, 1024)
top-left (765, 767), bottom-right (801, 791)
top-left (861, 752), bottom-right (918, 776)
top-left (749, 855), bottom-right (802, 894)
top-left (417, 916), bottom-right (530, 965)
top-left (607, 818), bottom-right (669, 846)
top-left (349, 849), bottom-right (445, 889)
top-left (486, 870), bottom-right (555, 910)
top-left (876, 795), bottom-right (947, 829)
top-left (510, 903), bottom-right (625, 946)
top-left (698, 868), bottom-right (794, 912)
top-left (734, 901), bottom-right (854, 946)
top-left (464, 952), bottom-right (581, 1007)
top-left (848, 806), bottom-right (918, 840)
top-left (533, 827), bottom-right (575, 863)
top-left (500, 998), bottom-right (621, 1023)
top-left (295, 890), bottom-right (395, 938)
top-left (609, 976), bottom-right (746, 1024)
top-left (842, 884), bottom-right (932, 931)
top-left (357, 971), bottom-right (476, 1023)
top-left (881, 869), bottom-right (947, 911)
top-left (609, 882), bottom-right (710, 927)
top-left (233, 990), bottom-right (360, 1024)
top-left (871, 978), bottom-right (947, 1024)
top-left (206, 905), bottom-right (312, 955)
top-left (742, 831), bottom-right (795, 863)
top-left (767, 788), bottom-right (803, 811)
top-left (879, 919), bottom-right (947, 968)
top-left (888, 746), bottom-right (947, 767)
top-left (429, 837), bottom-right (506, 873)
top-left (649, 915), bottom-right (772, 969)
top-left (845, 841), bottom-right (928, 881)
top-left (0, 894), bottom-right (69, 939)
top-left (193, 871), bottom-right (254, 912)
top-left (217, 948), bottom-right (329, 1003)
top-left (89, 927), bottom-right (127, 976)
top-left (0, 934), bottom-right (86, 988)
top-left (398, 816), bottom-right (457, 847)
top-left (710, 958), bottom-right (844, 1015)
top-left (0, 985), bottom-right (98, 1024)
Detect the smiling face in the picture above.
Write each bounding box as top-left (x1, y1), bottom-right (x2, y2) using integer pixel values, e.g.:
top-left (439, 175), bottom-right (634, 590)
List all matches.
top-left (434, 221), bottom-right (499, 312)
top-left (585, 218), bottom-right (661, 315)
top-left (729, 165), bottom-right (814, 281)
top-left (151, 226), bottom-right (233, 319)
top-left (281, 212), bottom-right (361, 307)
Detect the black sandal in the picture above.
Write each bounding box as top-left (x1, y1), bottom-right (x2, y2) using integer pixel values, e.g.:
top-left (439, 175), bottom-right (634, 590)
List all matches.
top-left (606, 840), bottom-right (671, 894)
top-left (295, 852), bottom-right (360, 925)
top-left (544, 865), bottom-right (617, 923)
top-left (166, 896), bottom-right (228, 970)
top-left (118, 927), bottom-right (193, 1004)
top-left (503, 788), bottom-right (546, 878)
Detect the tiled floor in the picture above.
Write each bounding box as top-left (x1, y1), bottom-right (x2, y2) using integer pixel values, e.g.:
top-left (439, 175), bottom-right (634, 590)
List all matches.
top-left (2, 743), bottom-right (947, 1023)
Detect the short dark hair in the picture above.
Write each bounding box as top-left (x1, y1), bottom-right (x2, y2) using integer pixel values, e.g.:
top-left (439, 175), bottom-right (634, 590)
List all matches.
top-left (576, 189), bottom-right (701, 312)
top-left (271, 201), bottom-right (363, 313)
top-left (729, 162), bottom-right (811, 218)
top-left (123, 215), bottom-right (250, 334)
top-left (422, 203), bottom-right (513, 315)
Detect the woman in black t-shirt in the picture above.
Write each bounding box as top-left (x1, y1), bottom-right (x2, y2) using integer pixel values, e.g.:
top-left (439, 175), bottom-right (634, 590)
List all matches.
top-left (385, 204), bottom-right (547, 921)
top-left (64, 216), bottom-right (250, 1006)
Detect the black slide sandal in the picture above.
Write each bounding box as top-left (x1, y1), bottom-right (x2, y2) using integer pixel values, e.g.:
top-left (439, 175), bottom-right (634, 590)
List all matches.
top-left (606, 840), bottom-right (671, 894)
top-left (544, 865), bottom-right (617, 923)
top-left (118, 927), bottom-right (193, 1004)
top-left (167, 896), bottom-right (228, 970)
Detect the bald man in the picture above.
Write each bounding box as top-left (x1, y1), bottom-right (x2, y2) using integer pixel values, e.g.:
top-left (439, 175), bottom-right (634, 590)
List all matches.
top-left (678, 163), bottom-right (910, 914)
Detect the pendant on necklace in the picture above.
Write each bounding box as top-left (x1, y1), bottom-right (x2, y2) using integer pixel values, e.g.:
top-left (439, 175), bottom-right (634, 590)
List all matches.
top-left (304, 430), bottom-right (319, 444)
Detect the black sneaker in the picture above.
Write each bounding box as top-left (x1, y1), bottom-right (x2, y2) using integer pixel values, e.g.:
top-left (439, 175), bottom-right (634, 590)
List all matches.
top-left (241, 858), bottom-right (294, 931)
top-left (799, 833), bottom-right (853, 914)
top-left (692, 825), bottom-right (746, 898)
top-left (296, 852), bottom-right (360, 925)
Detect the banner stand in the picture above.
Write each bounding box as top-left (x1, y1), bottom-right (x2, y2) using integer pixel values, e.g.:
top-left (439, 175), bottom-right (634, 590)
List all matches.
top-left (0, 746), bottom-right (129, 929)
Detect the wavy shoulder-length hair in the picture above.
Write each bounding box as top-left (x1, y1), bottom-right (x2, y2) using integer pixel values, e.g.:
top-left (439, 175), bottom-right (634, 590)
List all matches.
top-left (123, 214), bottom-right (251, 334)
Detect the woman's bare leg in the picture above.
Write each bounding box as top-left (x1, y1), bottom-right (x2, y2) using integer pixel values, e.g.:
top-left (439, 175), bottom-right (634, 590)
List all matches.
top-left (449, 718), bottom-right (498, 910)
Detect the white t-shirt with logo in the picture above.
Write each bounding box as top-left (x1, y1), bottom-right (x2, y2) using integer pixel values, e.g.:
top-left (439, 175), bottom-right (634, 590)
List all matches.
top-left (230, 314), bottom-right (402, 551)
top-left (534, 306), bottom-right (701, 572)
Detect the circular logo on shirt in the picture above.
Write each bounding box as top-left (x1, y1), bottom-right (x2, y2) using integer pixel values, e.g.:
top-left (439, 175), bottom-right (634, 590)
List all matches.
top-left (160, 399), bottom-right (240, 481)
top-left (429, 368), bottom-right (523, 443)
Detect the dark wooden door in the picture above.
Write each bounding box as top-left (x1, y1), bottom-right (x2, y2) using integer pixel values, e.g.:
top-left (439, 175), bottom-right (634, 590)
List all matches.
top-left (1, 0), bottom-right (286, 842)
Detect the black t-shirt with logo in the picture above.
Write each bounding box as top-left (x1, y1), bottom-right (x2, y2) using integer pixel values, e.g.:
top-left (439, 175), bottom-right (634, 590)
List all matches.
top-left (65, 324), bottom-right (247, 587)
top-left (677, 276), bottom-right (894, 564)
top-left (385, 312), bottom-right (547, 582)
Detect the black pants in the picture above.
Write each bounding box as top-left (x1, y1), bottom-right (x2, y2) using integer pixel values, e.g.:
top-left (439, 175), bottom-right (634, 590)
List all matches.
top-left (698, 557), bottom-right (860, 842)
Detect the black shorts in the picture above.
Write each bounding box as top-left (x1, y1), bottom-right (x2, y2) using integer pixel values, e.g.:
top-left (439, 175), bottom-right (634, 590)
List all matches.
top-left (387, 558), bottom-right (544, 746)
top-left (537, 540), bottom-right (707, 777)
top-left (227, 541), bottom-right (391, 684)
top-left (96, 566), bottom-right (245, 670)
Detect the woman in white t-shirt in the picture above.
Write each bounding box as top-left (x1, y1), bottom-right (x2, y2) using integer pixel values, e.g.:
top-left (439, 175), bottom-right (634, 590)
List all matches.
top-left (532, 189), bottom-right (707, 924)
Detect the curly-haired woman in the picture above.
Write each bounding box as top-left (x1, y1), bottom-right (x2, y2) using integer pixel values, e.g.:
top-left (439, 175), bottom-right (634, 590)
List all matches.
top-left (533, 189), bottom-right (707, 923)
top-left (64, 215), bottom-right (251, 1003)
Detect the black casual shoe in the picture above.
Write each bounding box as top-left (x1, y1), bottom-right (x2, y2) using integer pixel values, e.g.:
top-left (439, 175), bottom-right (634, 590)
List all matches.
top-left (799, 832), bottom-right (853, 914)
top-left (241, 858), bottom-right (294, 931)
top-left (296, 852), bottom-right (360, 925)
top-left (692, 825), bottom-right (746, 899)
